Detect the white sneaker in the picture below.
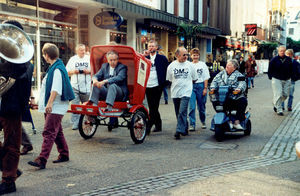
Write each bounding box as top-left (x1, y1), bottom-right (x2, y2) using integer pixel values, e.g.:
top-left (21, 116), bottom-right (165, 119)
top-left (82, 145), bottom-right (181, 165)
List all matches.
top-left (189, 126), bottom-right (195, 131)
top-left (72, 124), bottom-right (78, 130)
top-left (201, 123), bottom-right (206, 129)
top-left (229, 122), bottom-right (233, 129)
top-left (233, 123), bottom-right (244, 130)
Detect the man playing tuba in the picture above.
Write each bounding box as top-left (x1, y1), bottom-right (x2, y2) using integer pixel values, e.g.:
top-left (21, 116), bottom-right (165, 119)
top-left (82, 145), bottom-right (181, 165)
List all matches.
top-left (0, 20), bottom-right (34, 195)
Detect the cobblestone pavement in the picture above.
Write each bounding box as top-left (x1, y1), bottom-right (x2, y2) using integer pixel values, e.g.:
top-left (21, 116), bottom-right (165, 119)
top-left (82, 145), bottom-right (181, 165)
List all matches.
top-left (71, 101), bottom-right (300, 195)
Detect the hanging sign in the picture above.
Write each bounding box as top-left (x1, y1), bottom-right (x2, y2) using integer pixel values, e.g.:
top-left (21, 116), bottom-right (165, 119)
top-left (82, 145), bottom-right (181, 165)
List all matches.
top-left (93, 11), bottom-right (123, 29)
top-left (245, 24), bottom-right (257, 36)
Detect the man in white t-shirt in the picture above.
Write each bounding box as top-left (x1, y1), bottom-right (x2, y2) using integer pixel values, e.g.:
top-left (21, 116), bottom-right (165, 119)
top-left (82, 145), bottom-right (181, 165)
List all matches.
top-left (188, 48), bottom-right (210, 131)
top-left (166, 47), bottom-right (197, 140)
top-left (66, 44), bottom-right (91, 130)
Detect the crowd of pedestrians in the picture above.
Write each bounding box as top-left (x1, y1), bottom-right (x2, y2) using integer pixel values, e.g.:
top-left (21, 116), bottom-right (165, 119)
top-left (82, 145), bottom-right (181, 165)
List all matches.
top-left (1, 18), bottom-right (300, 194)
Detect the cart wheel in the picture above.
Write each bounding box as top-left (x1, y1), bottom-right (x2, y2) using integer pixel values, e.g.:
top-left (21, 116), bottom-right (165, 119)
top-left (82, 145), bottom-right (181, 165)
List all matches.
top-left (244, 120), bottom-right (251, 136)
top-left (130, 110), bottom-right (147, 144)
top-left (79, 114), bottom-right (98, 139)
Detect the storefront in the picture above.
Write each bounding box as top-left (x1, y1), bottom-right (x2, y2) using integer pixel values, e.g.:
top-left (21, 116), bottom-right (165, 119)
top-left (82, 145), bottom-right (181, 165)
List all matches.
top-left (0, 0), bottom-right (78, 92)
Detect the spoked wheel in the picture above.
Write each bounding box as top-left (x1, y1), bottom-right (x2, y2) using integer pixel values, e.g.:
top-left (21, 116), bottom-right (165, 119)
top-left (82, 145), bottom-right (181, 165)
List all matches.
top-left (130, 110), bottom-right (147, 144)
top-left (215, 125), bottom-right (224, 142)
top-left (244, 120), bottom-right (251, 136)
top-left (78, 114), bottom-right (98, 139)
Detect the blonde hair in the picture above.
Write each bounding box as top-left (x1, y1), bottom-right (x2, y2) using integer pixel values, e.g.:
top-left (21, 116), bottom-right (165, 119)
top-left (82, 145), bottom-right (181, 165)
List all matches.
top-left (285, 49), bottom-right (294, 57)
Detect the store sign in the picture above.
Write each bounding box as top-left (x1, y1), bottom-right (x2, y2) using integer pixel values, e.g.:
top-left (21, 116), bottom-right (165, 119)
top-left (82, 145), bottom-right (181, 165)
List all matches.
top-left (245, 24), bottom-right (257, 36)
top-left (93, 11), bottom-right (123, 29)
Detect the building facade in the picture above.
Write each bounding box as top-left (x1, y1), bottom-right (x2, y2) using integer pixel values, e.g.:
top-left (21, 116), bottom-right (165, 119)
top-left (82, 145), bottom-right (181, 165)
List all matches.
top-left (0, 0), bottom-right (224, 91)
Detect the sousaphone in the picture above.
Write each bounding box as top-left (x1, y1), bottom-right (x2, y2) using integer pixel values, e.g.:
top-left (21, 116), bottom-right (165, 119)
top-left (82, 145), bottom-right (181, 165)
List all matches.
top-left (0, 24), bottom-right (34, 96)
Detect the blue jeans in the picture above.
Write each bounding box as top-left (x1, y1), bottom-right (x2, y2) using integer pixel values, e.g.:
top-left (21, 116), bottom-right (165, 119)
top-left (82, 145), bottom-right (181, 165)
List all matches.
top-left (189, 82), bottom-right (207, 127)
top-left (173, 97), bottom-right (190, 134)
top-left (282, 80), bottom-right (295, 109)
top-left (163, 87), bottom-right (168, 102)
top-left (248, 77), bottom-right (254, 88)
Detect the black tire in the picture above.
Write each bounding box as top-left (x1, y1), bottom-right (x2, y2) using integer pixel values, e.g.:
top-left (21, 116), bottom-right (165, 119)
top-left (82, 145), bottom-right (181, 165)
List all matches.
top-left (78, 114), bottom-right (98, 139)
top-left (215, 125), bottom-right (224, 142)
top-left (130, 110), bottom-right (147, 144)
top-left (244, 120), bottom-right (251, 136)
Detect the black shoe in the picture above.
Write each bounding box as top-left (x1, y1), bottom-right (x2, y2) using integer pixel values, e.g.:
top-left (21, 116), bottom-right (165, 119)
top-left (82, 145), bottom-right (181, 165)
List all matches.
top-left (174, 132), bottom-right (180, 140)
top-left (288, 108), bottom-right (292, 111)
top-left (0, 181), bottom-right (16, 195)
top-left (152, 128), bottom-right (162, 132)
top-left (277, 112), bottom-right (284, 116)
top-left (16, 169), bottom-right (22, 178)
top-left (20, 145), bottom-right (33, 155)
top-left (53, 155), bottom-right (69, 163)
top-left (28, 157), bottom-right (46, 169)
top-left (165, 100), bottom-right (168, 104)
top-left (181, 131), bottom-right (188, 136)
top-left (273, 107), bottom-right (277, 113)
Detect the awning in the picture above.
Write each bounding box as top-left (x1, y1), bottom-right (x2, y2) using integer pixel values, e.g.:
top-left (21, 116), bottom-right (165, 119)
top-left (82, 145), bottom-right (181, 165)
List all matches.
top-left (95, 0), bottom-right (189, 25)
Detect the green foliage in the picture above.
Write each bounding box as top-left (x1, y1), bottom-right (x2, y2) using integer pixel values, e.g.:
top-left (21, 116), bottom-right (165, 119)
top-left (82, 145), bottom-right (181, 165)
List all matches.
top-left (176, 23), bottom-right (206, 50)
top-left (286, 37), bottom-right (300, 53)
top-left (257, 41), bottom-right (278, 59)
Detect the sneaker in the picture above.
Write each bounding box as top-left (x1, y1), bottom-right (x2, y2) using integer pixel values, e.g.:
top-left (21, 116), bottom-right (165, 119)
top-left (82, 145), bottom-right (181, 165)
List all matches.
top-left (0, 181), bottom-right (16, 195)
top-left (288, 108), bottom-right (292, 111)
top-left (165, 100), bottom-right (168, 104)
top-left (201, 123), bottom-right (207, 129)
top-left (233, 123), bottom-right (244, 130)
top-left (273, 107), bottom-right (277, 113)
top-left (277, 112), bottom-right (284, 116)
top-left (229, 122), bottom-right (233, 129)
top-left (72, 124), bottom-right (78, 130)
top-left (188, 126), bottom-right (195, 132)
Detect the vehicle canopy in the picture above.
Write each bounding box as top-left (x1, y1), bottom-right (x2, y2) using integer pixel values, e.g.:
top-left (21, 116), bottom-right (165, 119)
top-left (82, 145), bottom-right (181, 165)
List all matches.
top-left (90, 45), bottom-right (151, 105)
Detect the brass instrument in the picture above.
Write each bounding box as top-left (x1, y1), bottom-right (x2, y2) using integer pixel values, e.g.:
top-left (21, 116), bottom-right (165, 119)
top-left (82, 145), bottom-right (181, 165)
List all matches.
top-left (0, 24), bottom-right (34, 96)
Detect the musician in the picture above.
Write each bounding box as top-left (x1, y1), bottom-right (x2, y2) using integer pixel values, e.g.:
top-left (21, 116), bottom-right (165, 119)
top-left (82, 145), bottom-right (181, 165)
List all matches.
top-left (0, 20), bottom-right (33, 194)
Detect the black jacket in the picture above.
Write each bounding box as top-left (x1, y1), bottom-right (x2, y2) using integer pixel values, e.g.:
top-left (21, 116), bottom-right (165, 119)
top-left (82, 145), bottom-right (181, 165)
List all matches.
top-left (268, 55), bottom-right (293, 80)
top-left (0, 61), bottom-right (33, 117)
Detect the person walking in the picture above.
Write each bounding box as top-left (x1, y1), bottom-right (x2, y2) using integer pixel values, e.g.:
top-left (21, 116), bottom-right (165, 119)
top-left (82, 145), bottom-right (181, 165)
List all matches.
top-left (268, 46), bottom-right (293, 116)
top-left (282, 49), bottom-right (300, 111)
top-left (66, 44), bottom-right (91, 130)
top-left (245, 55), bottom-right (257, 89)
top-left (0, 20), bottom-right (33, 194)
top-left (143, 40), bottom-right (169, 133)
top-left (28, 43), bottom-right (74, 169)
top-left (166, 47), bottom-right (197, 140)
top-left (188, 48), bottom-right (210, 131)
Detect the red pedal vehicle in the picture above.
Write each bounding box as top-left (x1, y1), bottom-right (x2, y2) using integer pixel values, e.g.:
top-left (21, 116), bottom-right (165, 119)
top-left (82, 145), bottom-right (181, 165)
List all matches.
top-left (68, 45), bottom-right (151, 144)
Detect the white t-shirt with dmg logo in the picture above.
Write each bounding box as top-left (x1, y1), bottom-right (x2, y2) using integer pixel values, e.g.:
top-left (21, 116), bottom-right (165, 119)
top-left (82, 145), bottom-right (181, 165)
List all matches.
top-left (166, 61), bottom-right (197, 98)
top-left (193, 61), bottom-right (210, 83)
top-left (66, 55), bottom-right (91, 93)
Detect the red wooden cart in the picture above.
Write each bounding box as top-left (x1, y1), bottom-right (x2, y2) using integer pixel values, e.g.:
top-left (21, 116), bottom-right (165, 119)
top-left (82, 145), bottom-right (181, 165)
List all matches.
top-left (68, 45), bottom-right (151, 144)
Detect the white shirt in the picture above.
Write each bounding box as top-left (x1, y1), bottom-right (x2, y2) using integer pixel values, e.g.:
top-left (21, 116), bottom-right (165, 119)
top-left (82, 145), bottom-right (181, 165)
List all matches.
top-left (192, 61), bottom-right (210, 83)
top-left (38, 69), bottom-right (69, 115)
top-left (147, 53), bottom-right (159, 88)
top-left (109, 66), bottom-right (115, 77)
top-left (166, 60), bottom-right (197, 98)
top-left (66, 55), bottom-right (91, 93)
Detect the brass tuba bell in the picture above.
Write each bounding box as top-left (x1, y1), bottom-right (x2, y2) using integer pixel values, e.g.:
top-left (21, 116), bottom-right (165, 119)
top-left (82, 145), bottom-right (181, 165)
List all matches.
top-left (0, 24), bottom-right (34, 96)
top-left (0, 24), bottom-right (34, 64)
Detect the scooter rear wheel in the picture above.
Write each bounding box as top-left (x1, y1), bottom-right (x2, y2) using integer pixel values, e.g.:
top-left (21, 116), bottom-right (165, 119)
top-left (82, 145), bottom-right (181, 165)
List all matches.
top-left (215, 125), bottom-right (224, 142)
top-left (244, 120), bottom-right (251, 136)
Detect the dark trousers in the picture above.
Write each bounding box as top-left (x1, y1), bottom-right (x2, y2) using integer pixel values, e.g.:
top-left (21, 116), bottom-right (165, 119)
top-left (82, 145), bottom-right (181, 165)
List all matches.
top-left (145, 86), bottom-right (163, 131)
top-left (224, 97), bottom-right (248, 121)
top-left (39, 113), bottom-right (69, 161)
top-left (0, 115), bottom-right (22, 183)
